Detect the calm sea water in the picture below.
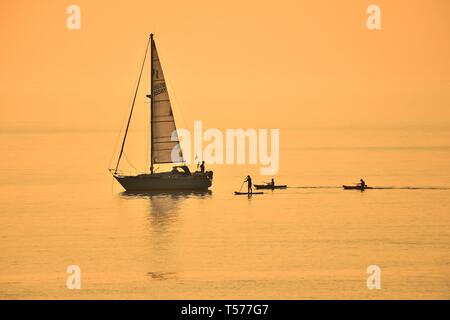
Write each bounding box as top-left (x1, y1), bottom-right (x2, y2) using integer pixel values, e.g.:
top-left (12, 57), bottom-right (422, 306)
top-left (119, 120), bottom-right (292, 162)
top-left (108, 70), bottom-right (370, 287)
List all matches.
top-left (1, 128), bottom-right (449, 299)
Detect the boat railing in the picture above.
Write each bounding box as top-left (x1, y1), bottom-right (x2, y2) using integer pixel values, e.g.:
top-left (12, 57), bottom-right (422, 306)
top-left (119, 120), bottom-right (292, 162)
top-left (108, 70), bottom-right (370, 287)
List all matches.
top-left (108, 168), bottom-right (147, 176)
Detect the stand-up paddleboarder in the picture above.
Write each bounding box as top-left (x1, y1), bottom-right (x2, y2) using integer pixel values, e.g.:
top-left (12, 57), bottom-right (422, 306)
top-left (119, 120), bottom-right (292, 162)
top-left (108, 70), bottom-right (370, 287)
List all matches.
top-left (244, 175), bottom-right (253, 194)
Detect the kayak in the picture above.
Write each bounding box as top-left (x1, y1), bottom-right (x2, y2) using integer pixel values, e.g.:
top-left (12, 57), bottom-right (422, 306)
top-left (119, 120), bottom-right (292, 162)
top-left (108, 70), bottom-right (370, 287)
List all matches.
top-left (234, 191), bottom-right (264, 195)
top-left (254, 184), bottom-right (287, 190)
top-left (342, 185), bottom-right (373, 190)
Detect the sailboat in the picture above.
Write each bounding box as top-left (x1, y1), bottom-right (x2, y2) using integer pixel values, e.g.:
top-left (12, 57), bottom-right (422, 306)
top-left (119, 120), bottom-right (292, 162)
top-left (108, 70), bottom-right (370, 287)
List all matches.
top-left (110, 34), bottom-right (213, 191)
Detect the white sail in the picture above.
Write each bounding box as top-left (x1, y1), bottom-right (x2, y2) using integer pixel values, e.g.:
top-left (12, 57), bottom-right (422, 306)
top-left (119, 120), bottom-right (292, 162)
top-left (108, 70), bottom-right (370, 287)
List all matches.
top-left (151, 39), bottom-right (184, 164)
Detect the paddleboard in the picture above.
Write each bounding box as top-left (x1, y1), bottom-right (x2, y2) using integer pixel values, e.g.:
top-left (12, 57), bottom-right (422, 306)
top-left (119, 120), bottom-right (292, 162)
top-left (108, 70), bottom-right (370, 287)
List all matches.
top-left (234, 192), bottom-right (264, 195)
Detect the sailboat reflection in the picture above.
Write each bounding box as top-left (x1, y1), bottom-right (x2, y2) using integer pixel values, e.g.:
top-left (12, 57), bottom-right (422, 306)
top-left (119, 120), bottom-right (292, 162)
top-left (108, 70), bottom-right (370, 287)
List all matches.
top-left (120, 190), bottom-right (212, 229)
top-left (119, 190), bottom-right (212, 281)
top-left (120, 190), bottom-right (212, 199)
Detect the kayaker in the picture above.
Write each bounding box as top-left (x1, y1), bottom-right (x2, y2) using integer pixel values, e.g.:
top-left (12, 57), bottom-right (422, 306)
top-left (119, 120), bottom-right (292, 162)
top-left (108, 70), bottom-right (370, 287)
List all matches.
top-left (360, 178), bottom-right (366, 189)
top-left (244, 175), bottom-right (253, 194)
top-left (270, 178), bottom-right (275, 187)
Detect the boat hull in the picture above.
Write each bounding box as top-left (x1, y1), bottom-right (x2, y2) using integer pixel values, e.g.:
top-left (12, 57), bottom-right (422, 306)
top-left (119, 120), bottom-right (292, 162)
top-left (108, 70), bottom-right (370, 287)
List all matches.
top-left (342, 185), bottom-right (372, 190)
top-left (254, 184), bottom-right (287, 190)
top-left (114, 173), bottom-right (212, 191)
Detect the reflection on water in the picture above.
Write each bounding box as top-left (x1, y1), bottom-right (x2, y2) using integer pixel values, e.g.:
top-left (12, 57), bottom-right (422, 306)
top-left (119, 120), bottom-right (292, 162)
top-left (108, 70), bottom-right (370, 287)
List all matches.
top-left (119, 190), bottom-right (213, 283)
top-left (120, 190), bottom-right (212, 229)
top-left (147, 271), bottom-right (177, 281)
top-left (120, 190), bottom-right (213, 199)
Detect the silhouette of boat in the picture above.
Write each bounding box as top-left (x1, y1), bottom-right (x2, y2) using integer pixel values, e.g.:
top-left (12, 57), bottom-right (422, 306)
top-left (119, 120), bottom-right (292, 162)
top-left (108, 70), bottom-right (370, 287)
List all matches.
top-left (254, 184), bottom-right (287, 190)
top-left (342, 185), bottom-right (373, 190)
top-left (110, 34), bottom-right (213, 191)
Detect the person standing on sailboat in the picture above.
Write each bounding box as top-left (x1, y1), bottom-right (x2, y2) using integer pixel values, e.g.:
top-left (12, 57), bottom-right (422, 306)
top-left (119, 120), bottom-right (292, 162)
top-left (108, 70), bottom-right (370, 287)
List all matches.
top-left (200, 161), bottom-right (205, 173)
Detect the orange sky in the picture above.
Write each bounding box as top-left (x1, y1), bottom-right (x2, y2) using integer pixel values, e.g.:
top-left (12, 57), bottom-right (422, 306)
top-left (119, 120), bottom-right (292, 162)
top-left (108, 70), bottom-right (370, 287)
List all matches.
top-left (1, 0), bottom-right (449, 132)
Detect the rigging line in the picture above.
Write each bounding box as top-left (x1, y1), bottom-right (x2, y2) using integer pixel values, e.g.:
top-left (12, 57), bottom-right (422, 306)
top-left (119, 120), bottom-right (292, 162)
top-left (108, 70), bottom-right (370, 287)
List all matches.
top-left (114, 36), bottom-right (151, 174)
top-left (108, 79), bottom-right (137, 168)
top-left (109, 49), bottom-right (147, 170)
top-left (123, 151), bottom-right (139, 172)
top-left (108, 91), bottom-right (137, 169)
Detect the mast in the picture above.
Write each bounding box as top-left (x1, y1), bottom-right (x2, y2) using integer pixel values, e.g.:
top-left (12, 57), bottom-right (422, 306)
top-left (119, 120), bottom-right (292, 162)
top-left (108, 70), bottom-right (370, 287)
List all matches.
top-left (149, 33), bottom-right (154, 174)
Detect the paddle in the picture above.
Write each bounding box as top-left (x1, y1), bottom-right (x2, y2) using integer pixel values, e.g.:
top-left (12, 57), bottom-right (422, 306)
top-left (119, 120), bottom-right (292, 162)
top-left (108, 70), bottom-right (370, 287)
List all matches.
top-left (235, 179), bottom-right (261, 195)
top-left (238, 180), bottom-right (245, 192)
